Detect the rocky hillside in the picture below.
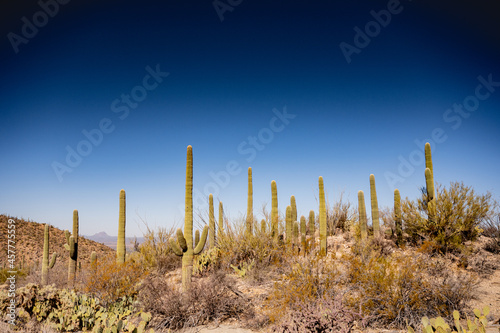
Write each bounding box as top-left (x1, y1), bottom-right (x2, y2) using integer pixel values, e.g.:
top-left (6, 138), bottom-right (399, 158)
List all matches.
top-left (0, 214), bottom-right (115, 269)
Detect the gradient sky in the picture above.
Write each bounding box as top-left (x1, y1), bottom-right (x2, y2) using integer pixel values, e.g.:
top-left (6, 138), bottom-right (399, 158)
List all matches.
top-left (1, 0), bottom-right (499, 238)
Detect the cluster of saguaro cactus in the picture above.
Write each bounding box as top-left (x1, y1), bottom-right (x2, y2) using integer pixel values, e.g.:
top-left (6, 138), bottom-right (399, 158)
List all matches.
top-left (41, 224), bottom-right (57, 285)
top-left (246, 167), bottom-right (253, 236)
top-left (370, 174), bottom-right (380, 237)
top-left (358, 191), bottom-right (368, 240)
top-left (117, 189), bottom-right (126, 264)
top-left (170, 145), bottom-right (209, 292)
top-left (319, 176), bottom-right (327, 255)
top-left (64, 210), bottom-right (79, 287)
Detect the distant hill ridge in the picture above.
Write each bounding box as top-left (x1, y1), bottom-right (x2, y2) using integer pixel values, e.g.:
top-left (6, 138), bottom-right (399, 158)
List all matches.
top-left (0, 214), bottom-right (115, 268)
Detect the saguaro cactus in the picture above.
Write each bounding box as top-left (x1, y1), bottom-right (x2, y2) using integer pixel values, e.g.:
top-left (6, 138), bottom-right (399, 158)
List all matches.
top-left (218, 201), bottom-right (224, 237)
top-left (358, 191), bottom-right (368, 240)
top-left (271, 180), bottom-right (278, 238)
top-left (117, 189), bottom-right (126, 264)
top-left (209, 194), bottom-right (215, 248)
top-left (290, 196), bottom-right (297, 224)
top-left (90, 251), bottom-right (97, 266)
top-left (293, 221), bottom-right (299, 246)
top-left (425, 142), bottom-right (433, 175)
top-left (300, 215), bottom-right (306, 250)
top-left (246, 167), bottom-right (253, 236)
top-left (370, 174), bottom-right (380, 237)
top-left (425, 168), bottom-right (436, 223)
top-left (41, 224), bottom-right (57, 285)
top-left (64, 210), bottom-right (79, 286)
top-left (319, 176), bottom-right (327, 255)
top-left (308, 210), bottom-right (315, 248)
top-left (170, 145), bottom-right (209, 292)
top-left (394, 189), bottom-right (403, 246)
top-left (285, 205), bottom-right (293, 245)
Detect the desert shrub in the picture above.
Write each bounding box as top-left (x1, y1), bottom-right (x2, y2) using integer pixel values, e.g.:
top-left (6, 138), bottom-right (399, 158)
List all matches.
top-left (215, 217), bottom-right (288, 284)
top-left (482, 212), bottom-right (500, 254)
top-left (342, 249), bottom-right (477, 329)
top-left (83, 254), bottom-right (146, 306)
top-left (402, 182), bottom-right (494, 254)
top-left (326, 193), bottom-right (356, 234)
top-left (137, 223), bottom-right (180, 273)
top-left (270, 295), bottom-right (364, 333)
top-left (264, 254), bottom-right (352, 326)
top-left (138, 271), bottom-right (254, 330)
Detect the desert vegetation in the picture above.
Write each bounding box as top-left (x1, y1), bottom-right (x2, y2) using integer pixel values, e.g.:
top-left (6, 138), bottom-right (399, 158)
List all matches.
top-left (1, 143), bottom-right (499, 332)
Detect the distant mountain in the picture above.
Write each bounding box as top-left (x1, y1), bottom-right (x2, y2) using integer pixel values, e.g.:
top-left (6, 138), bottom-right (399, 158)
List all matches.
top-left (85, 232), bottom-right (144, 250)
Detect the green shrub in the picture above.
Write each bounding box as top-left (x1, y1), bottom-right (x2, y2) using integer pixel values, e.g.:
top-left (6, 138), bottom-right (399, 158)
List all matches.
top-left (402, 182), bottom-right (494, 254)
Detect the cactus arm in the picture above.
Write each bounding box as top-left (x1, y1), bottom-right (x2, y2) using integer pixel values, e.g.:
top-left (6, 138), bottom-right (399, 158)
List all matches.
top-left (170, 238), bottom-right (184, 256)
top-left (193, 226), bottom-right (208, 255)
top-left (425, 142), bottom-right (433, 175)
top-left (300, 216), bottom-right (306, 248)
top-left (69, 236), bottom-right (75, 258)
top-left (176, 228), bottom-right (187, 252)
top-left (195, 229), bottom-right (200, 248)
top-left (64, 230), bottom-right (70, 246)
top-left (49, 253), bottom-right (57, 269)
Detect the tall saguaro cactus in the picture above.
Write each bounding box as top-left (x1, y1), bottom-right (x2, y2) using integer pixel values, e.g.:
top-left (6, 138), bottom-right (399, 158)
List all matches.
top-left (300, 215), bottom-right (306, 251)
top-left (285, 205), bottom-right (292, 245)
top-left (209, 194), bottom-right (216, 248)
top-left (425, 142), bottom-right (433, 175)
top-left (41, 224), bottom-right (57, 285)
top-left (246, 167), bottom-right (253, 236)
top-left (370, 174), bottom-right (380, 237)
top-left (319, 176), bottom-right (327, 255)
top-left (358, 191), bottom-right (368, 240)
top-left (218, 201), bottom-right (224, 237)
top-left (394, 189), bottom-right (403, 246)
top-left (308, 210), bottom-right (315, 248)
top-left (290, 196), bottom-right (297, 224)
top-left (271, 180), bottom-right (278, 238)
top-left (117, 189), bottom-right (126, 264)
top-left (170, 145), bottom-right (209, 292)
top-left (64, 210), bottom-right (79, 287)
top-left (425, 168), bottom-right (436, 224)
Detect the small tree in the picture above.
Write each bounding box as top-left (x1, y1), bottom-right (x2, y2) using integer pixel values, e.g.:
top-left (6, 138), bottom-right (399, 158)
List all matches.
top-left (402, 181), bottom-right (493, 253)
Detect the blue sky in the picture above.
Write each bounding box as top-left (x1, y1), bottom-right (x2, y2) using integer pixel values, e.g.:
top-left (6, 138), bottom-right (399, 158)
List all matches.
top-left (1, 0), bottom-right (499, 238)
